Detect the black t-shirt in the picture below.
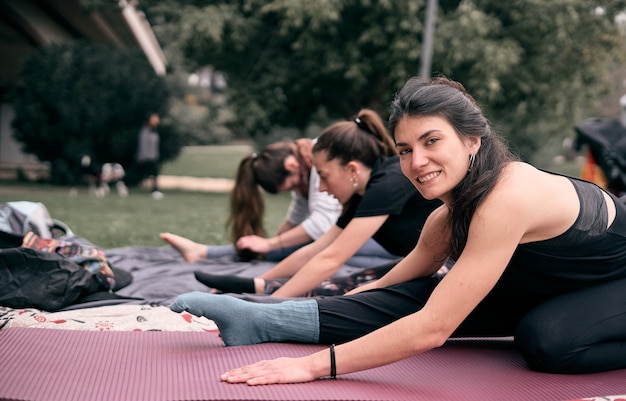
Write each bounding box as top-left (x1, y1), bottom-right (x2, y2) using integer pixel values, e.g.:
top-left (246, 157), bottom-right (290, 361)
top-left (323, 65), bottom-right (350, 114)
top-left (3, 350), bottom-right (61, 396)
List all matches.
top-left (336, 156), bottom-right (441, 256)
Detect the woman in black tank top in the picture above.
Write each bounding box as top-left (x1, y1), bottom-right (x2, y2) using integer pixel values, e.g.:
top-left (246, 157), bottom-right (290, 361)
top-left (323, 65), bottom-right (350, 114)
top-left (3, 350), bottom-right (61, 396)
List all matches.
top-left (169, 76), bottom-right (626, 384)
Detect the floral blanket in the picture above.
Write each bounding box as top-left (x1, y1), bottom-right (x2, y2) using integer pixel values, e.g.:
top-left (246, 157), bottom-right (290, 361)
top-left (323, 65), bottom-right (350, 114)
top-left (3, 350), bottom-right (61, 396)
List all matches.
top-left (0, 304), bottom-right (217, 332)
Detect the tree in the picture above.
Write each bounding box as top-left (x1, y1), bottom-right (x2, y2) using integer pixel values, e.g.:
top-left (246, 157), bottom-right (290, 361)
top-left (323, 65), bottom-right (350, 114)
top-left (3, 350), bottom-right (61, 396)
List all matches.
top-left (144, 0), bottom-right (626, 164)
top-left (10, 40), bottom-right (176, 184)
top-left (175, 0), bottom-right (433, 137)
top-left (131, 0), bottom-right (238, 145)
top-left (436, 0), bottom-right (626, 161)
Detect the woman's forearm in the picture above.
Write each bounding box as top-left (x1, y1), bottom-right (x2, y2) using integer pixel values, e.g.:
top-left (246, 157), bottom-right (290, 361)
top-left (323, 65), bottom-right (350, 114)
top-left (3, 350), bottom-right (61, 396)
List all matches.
top-left (262, 227), bottom-right (341, 281)
top-left (271, 225), bottom-right (312, 250)
top-left (259, 242), bottom-right (321, 280)
top-left (274, 220), bottom-right (296, 236)
top-left (271, 254), bottom-right (344, 297)
top-left (329, 321), bottom-right (431, 376)
top-left (223, 312), bottom-right (441, 385)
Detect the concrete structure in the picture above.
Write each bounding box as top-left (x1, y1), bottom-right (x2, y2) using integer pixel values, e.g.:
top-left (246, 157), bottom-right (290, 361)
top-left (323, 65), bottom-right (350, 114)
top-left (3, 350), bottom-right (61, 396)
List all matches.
top-left (0, 0), bottom-right (166, 175)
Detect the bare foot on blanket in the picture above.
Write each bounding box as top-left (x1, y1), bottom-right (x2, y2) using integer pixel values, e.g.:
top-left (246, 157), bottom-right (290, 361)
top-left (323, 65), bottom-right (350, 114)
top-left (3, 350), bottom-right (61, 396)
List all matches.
top-left (160, 232), bottom-right (207, 263)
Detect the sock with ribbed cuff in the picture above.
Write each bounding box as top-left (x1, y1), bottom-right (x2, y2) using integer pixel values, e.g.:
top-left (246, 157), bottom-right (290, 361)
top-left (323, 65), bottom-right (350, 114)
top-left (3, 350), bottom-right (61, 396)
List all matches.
top-left (170, 291), bottom-right (320, 346)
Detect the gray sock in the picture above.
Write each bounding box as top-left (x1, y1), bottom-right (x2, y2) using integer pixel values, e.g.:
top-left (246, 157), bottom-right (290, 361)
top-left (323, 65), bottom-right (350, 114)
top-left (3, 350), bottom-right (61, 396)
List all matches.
top-left (170, 291), bottom-right (320, 346)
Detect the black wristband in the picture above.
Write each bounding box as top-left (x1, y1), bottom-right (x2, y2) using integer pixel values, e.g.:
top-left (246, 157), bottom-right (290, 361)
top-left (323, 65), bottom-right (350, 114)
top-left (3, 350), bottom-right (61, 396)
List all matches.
top-left (330, 344), bottom-right (336, 379)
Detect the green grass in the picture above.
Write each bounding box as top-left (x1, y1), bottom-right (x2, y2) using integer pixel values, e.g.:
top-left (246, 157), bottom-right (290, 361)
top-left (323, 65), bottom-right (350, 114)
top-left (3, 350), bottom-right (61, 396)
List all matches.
top-left (0, 184), bottom-right (291, 249)
top-left (160, 144), bottom-right (255, 178)
top-left (0, 143), bottom-right (290, 249)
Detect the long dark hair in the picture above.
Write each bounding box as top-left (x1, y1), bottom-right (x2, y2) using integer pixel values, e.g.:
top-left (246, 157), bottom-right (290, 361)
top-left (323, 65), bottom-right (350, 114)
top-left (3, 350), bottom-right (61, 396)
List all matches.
top-left (389, 76), bottom-right (518, 260)
top-left (226, 140), bottom-right (313, 260)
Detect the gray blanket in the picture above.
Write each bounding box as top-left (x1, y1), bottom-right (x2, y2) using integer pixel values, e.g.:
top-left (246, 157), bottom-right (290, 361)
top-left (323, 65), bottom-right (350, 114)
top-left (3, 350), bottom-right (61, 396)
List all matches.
top-left (104, 246), bottom-right (370, 306)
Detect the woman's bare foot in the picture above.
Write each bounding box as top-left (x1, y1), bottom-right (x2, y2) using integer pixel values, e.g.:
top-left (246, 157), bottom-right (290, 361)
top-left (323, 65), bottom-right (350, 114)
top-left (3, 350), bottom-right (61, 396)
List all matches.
top-left (160, 232), bottom-right (207, 263)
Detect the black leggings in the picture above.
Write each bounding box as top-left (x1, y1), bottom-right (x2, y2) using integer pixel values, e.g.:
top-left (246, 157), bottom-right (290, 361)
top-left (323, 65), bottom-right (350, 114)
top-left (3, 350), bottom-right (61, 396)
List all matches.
top-left (316, 276), bottom-right (626, 374)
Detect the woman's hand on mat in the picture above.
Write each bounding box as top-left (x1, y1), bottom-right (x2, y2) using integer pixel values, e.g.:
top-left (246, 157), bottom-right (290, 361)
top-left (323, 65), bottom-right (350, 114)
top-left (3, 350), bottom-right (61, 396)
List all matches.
top-left (236, 235), bottom-right (271, 254)
top-left (221, 357), bottom-right (317, 385)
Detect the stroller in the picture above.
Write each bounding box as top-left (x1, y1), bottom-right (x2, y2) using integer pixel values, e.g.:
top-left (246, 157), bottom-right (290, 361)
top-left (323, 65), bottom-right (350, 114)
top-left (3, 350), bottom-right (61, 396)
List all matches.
top-left (575, 117), bottom-right (626, 197)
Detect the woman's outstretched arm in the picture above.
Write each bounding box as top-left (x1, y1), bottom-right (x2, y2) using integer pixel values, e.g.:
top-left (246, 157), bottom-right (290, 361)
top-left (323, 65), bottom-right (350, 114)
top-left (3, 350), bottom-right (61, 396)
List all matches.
top-left (220, 180), bottom-right (532, 384)
top-left (221, 259), bottom-right (501, 386)
top-left (346, 206), bottom-right (449, 295)
top-left (269, 215), bottom-right (388, 297)
top-left (236, 223), bottom-right (312, 254)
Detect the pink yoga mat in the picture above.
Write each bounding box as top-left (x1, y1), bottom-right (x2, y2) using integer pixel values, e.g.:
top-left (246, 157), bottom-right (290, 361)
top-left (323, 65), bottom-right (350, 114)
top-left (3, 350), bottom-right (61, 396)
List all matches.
top-left (1, 328), bottom-right (625, 401)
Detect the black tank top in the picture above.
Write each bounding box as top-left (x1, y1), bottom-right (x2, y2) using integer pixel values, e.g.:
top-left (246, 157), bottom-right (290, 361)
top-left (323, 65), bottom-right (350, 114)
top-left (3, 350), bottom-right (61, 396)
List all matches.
top-left (494, 176), bottom-right (626, 299)
top-left (541, 177), bottom-right (607, 246)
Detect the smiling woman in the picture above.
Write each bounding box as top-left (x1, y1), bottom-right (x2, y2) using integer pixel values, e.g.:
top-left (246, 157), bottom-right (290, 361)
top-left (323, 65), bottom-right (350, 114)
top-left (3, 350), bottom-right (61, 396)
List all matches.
top-left (169, 76), bottom-right (626, 386)
top-left (394, 114), bottom-right (481, 203)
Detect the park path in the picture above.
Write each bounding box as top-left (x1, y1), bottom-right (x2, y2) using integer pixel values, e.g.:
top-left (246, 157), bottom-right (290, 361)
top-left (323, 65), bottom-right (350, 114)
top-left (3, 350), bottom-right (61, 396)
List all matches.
top-left (157, 175), bottom-right (234, 192)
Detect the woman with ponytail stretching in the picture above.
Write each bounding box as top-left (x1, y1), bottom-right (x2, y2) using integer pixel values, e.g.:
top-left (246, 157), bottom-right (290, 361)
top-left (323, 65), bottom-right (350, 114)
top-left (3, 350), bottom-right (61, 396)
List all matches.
top-left (162, 126), bottom-right (401, 267)
top-left (194, 109), bottom-right (441, 297)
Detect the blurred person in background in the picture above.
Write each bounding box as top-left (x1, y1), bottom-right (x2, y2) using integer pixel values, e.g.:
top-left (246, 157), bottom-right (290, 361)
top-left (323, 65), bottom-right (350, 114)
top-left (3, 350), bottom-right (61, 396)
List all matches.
top-left (136, 112), bottom-right (162, 199)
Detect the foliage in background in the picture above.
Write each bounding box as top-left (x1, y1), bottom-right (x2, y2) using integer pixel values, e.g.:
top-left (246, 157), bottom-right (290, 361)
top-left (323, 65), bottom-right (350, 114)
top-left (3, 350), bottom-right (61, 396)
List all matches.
top-left (446, 1), bottom-right (626, 162)
top-left (137, 1), bottom-right (239, 146)
top-left (165, 95), bottom-right (235, 145)
top-left (142, 0), bottom-right (626, 164)
top-left (8, 41), bottom-right (178, 184)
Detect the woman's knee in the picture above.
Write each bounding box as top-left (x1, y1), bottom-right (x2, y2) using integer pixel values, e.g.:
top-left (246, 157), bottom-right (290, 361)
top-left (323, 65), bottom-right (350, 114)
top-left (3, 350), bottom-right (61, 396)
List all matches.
top-left (514, 311), bottom-right (580, 373)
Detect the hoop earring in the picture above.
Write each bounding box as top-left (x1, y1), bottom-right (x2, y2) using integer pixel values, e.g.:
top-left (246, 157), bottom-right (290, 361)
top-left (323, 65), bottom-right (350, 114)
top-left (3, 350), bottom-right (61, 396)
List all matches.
top-left (468, 153), bottom-right (476, 172)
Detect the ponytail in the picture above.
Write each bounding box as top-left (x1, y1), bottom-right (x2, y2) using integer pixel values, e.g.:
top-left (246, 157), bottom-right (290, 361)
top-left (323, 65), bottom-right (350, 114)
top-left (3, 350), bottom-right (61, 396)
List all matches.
top-left (226, 142), bottom-right (300, 260)
top-left (354, 109), bottom-right (397, 157)
top-left (226, 156), bottom-right (266, 260)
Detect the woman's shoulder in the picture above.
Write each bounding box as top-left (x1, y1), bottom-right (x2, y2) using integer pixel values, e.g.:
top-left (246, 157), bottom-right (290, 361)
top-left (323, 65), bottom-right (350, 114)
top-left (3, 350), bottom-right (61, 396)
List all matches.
top-left (495, 161), bottom-right (542, 189)
top-left (498, 162), bottom-right (566, 189)
top-left (484, 162), bottom-right (573, 214)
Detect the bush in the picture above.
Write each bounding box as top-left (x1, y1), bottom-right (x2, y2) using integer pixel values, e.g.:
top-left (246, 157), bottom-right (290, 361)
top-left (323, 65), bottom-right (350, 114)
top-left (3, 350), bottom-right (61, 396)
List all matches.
top-left (9, 40), bottom-right (179, 184)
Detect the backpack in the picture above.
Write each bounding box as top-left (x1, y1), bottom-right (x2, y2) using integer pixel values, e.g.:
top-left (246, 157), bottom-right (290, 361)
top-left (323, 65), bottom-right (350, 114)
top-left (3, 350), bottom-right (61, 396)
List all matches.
top-left (0, 247), bottom-right (110, 311)
top-left (0, 201), bottom-right (114, 311)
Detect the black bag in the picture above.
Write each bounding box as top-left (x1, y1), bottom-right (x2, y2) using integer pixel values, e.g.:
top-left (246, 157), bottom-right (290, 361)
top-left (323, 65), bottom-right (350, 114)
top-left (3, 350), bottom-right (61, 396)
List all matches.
top-left (0, 201), bottom-right (130, 311)
top-left (575, 118), bottom-right (626, 194)
top-left (0, 247), bottom-right (110, 311)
